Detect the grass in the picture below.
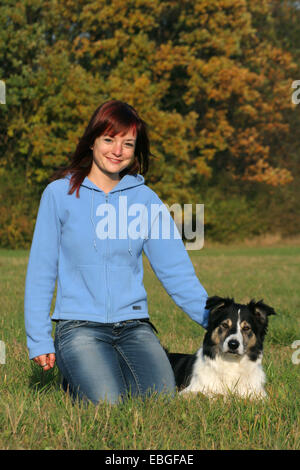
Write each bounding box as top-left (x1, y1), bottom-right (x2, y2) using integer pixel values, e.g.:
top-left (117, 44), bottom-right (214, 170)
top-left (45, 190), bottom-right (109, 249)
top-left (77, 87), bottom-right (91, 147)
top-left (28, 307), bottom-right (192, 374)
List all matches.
top-left (0, 245), bottom-right (299, 450)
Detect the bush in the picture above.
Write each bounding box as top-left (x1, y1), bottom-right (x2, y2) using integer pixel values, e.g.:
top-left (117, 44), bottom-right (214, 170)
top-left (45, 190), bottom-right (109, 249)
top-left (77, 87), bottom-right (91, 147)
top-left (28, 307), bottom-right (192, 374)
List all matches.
top-left (0, 169), bottom-right (38, 249)
top-left (204, 195), bottom-right (265, 243)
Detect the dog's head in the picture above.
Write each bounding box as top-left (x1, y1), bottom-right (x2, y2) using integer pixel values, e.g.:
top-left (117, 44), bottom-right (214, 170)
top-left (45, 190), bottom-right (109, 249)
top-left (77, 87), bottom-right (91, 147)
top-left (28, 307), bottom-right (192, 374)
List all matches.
top-left (203, 296), bottom-right (276, 361)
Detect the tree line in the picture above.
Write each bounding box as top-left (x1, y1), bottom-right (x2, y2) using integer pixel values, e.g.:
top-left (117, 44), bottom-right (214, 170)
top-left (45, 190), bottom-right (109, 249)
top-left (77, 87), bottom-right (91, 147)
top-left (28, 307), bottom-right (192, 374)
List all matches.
top-left (0, 0), bottom-right (299, 247)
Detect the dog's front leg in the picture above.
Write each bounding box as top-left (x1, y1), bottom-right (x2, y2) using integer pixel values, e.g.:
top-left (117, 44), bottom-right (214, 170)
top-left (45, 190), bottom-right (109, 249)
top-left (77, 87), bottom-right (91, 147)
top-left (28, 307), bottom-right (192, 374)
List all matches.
top-left (179, 385), bottom-right (216, 399)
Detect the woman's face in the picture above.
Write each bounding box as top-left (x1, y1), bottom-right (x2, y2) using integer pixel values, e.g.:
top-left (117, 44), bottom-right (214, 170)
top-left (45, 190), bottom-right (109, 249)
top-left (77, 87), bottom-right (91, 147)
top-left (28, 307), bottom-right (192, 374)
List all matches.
top-left (91, 128), bottom-right (136, 178)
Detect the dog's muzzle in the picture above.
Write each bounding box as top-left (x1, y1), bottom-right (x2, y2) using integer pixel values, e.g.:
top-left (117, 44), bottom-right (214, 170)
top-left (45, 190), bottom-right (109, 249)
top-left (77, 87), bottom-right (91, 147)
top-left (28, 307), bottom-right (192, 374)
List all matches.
top-left (223, 336), bottom-right (244, 355)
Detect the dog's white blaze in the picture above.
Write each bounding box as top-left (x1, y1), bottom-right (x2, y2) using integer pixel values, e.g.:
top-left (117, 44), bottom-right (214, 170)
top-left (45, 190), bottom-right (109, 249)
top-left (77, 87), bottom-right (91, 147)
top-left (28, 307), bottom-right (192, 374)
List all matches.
top-left (223, 308), bottom-right (244, 355)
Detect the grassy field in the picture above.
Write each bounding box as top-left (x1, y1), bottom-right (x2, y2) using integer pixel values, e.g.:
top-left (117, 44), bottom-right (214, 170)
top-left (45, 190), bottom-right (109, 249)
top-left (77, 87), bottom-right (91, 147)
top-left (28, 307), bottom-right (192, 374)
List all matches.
top-left (0, 245), bottom-right (299, 450)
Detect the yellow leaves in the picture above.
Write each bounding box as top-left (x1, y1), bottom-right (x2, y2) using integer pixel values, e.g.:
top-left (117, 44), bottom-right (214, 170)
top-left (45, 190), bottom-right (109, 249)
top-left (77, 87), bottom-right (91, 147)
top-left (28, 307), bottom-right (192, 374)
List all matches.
top-left (180, 0), bottom-right (253, 56)
top-left (1, 0), bottom-right (297, 201)
top-left (243, 159), bottom-right (293, 187)
top-left (198, 149), bottom-right (216, 162)
top-left (80, 0), bottom-right (160, 35)
top-left (230, 128), bottom-right (269, 160)
top-left (194, 159), bottom-right (212, 179)
top-left (153, 43), bottom-right (189, 75)
top-left (239, 104), bottom-right (257, 119)
top-left (35, 168), bottom-right (50, 183)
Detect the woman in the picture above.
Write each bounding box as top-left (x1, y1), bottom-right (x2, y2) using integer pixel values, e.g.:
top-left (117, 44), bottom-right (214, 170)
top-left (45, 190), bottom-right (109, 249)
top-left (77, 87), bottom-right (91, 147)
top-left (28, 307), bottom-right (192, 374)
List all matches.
top-left (24, 100), bottom-right (209, 405)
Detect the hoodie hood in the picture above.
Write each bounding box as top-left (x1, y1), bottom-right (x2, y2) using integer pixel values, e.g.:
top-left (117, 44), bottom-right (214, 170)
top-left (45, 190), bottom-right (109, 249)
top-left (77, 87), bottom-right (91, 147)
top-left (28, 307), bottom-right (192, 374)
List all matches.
top-left (80, 173), bottom-right (145, 193)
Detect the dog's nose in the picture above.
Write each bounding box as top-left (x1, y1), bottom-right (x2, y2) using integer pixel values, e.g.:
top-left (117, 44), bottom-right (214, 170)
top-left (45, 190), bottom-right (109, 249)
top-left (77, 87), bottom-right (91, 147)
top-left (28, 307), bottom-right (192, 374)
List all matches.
top-left (228, 339), bottom-right (239, 350)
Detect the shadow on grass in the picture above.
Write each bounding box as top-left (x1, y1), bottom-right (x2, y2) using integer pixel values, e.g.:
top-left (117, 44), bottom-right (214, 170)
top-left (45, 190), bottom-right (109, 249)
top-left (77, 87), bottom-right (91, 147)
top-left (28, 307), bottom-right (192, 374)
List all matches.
top-left (28, 362), bottom-right (62, 393)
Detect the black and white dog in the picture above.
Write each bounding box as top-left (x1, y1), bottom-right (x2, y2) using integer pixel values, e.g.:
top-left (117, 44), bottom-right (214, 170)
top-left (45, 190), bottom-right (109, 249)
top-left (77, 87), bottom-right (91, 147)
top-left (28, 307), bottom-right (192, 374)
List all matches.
top-left (167, 296), bottom-right (276, 399)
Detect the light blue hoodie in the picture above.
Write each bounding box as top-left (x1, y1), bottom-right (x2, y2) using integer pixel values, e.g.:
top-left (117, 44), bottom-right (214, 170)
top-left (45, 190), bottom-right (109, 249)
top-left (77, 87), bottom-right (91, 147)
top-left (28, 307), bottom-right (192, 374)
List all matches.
top-left (24, 174), bottom-right (209, 359)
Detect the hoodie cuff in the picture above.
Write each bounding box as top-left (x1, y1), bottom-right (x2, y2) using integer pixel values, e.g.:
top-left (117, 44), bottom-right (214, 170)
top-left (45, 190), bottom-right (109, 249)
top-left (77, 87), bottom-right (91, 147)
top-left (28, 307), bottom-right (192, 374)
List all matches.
top-left (28, 340), bottom-right (55, 361)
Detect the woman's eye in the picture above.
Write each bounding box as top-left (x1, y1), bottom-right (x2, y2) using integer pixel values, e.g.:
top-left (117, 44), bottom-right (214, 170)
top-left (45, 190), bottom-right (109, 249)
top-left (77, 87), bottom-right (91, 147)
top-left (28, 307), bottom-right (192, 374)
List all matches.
top-left (104, 138), bottom-right (113, 143)
top-left (222, 323), bottom-right (229, 329)
top-left (125, 143), bottom-right (134, 148)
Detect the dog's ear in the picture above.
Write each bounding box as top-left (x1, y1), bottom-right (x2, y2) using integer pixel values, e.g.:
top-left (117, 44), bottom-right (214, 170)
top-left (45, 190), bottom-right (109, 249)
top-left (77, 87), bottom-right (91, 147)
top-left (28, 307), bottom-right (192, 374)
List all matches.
top-left (248, 299), bottom-right (276, 324)
top-left (206, 296), bottom-right (234, 315)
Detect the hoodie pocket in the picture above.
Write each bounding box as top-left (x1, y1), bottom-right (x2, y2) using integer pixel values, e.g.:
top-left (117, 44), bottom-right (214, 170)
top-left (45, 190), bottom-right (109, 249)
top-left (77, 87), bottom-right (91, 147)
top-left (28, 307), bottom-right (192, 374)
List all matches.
top-left (109, 266), bottom-right (147, 314)
top-left (61, 265), bottom-right (106, 314)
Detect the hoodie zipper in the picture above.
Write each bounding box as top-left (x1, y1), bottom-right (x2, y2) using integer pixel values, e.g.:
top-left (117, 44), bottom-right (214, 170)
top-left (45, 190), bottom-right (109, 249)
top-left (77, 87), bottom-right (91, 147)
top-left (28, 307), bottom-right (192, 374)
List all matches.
top-left (105, 193), bottom-right (110, 322)
top-left (84, 175), bottom-right (145, 322)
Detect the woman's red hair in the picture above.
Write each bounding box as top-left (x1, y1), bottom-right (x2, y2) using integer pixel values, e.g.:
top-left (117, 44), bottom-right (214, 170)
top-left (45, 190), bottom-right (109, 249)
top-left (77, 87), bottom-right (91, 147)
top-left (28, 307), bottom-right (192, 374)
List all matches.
top-left (50, 100), bottom-right (150, 197)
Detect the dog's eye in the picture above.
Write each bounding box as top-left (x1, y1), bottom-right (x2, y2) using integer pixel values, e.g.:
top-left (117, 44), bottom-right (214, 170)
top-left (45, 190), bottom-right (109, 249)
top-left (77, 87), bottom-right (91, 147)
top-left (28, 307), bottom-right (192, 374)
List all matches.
top-left (242, 325), bottom-right (251, 331)
top-left (221, 322), bottom-right (229, 329)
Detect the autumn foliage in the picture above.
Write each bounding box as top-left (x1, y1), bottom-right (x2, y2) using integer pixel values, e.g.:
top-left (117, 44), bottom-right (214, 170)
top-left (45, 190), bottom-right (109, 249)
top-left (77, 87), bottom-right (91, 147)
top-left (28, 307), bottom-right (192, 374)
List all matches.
top-left (0, 0), bottom-right (299, 247)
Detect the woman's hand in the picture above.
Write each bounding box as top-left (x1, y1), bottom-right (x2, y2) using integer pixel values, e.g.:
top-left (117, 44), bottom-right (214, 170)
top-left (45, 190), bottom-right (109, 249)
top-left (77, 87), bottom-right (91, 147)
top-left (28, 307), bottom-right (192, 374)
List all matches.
top-left (33, 353), bottom-right (56, 371)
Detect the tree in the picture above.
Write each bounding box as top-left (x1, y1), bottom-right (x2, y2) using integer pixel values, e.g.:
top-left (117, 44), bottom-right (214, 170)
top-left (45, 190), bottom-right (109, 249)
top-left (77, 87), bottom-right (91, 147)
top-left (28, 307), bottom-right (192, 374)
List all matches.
top-left (0, 0), bottom-right (298, 247)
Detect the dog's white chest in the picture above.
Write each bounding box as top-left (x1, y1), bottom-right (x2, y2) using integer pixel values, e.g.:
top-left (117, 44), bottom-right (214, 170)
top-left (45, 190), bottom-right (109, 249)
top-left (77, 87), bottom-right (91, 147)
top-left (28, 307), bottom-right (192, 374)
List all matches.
top-left (181, 348), bottom-right (267, 399)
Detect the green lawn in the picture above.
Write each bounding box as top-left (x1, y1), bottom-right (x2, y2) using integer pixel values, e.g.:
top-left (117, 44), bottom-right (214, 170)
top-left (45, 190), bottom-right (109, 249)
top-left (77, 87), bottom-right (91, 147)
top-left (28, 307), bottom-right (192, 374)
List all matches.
top-left (0, 245), bottom-right (299, 449)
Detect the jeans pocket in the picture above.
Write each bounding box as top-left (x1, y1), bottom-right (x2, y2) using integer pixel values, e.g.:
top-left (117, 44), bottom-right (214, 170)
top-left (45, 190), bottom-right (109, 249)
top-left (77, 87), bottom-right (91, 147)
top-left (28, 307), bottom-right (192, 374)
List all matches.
top-left (131, 319), bottom-right (158, 334)
top-left (56, 320), bottom-right (88, 336)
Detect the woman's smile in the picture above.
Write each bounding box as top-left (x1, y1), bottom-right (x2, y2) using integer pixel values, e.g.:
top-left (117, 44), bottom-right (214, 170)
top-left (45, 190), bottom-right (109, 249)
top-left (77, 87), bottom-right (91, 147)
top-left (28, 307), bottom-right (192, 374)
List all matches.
top-left (106, 156), bottom-right (123, 164)
top-left (89, 129), bottom-right (137, 184)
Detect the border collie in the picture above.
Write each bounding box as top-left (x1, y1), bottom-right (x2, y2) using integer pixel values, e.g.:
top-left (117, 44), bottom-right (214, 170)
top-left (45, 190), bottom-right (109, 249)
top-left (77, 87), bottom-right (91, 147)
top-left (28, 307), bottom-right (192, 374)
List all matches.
top-left (167, 296), bottom-right (276, 399)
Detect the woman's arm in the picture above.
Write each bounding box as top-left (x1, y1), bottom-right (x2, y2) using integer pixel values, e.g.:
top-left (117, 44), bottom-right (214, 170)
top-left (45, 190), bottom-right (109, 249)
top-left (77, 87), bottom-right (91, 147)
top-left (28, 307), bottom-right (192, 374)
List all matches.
top-left (143, 196), bottom-right (209, 328)
top-left (24, 184), bottom-right (61, 360)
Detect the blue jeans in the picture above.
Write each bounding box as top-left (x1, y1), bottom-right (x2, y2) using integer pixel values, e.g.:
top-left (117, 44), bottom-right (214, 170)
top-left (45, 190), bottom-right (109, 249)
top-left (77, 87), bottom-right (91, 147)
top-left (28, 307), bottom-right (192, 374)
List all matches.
top-left (54, 319), bottom-right (176, 405)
